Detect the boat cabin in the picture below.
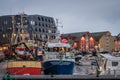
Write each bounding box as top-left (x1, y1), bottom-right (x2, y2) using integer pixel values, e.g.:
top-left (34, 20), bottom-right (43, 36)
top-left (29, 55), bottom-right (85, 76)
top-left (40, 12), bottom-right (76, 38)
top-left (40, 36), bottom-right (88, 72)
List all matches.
top-left (98, 54), bottom-right (120, 75)
top-left (44, 42), bottom-right (74, 60)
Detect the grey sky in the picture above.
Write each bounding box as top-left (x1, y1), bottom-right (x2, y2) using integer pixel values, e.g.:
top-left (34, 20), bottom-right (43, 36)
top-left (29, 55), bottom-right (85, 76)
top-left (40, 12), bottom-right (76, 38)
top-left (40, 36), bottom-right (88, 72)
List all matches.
top-left (0, 0), bottom-right (120, 35)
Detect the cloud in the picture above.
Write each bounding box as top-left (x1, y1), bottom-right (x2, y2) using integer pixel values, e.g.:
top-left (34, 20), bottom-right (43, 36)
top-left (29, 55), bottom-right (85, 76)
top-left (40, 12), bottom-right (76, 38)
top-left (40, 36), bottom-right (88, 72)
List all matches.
top-left (0, 0), bottom-right (120, 35)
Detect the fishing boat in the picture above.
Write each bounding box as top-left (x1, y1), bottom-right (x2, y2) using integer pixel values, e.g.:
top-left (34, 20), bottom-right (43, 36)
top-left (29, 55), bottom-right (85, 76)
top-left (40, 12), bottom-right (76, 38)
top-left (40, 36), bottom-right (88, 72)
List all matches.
top-left (7, 61), bottom-right (42, 75)
top-left (43, 42), bottom-right (75, 75)
top-left (4, 13), bottom-right (43, 75)
top-left (98, 53), bottom-right (120, 75)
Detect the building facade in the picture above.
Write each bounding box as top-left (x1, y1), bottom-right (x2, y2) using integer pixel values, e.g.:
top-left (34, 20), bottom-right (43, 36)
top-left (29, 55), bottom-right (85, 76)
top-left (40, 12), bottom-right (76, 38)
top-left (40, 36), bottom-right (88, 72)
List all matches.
top-left (0, 14), bottom-right (57, 47)
top-left (91, 31), bottom-right (115, 52)
top-left (115, 33), bottom-right (120, 52)
top-left (62, 31), bottom-right (115, 53)
top-left (62, 32), bottom-right (96, 53)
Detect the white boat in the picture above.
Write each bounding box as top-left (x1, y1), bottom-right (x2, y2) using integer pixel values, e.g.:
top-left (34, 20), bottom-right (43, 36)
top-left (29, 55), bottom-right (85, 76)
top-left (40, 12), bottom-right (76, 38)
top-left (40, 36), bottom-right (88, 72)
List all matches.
top-left (98, 54), bottom-right (120, 75)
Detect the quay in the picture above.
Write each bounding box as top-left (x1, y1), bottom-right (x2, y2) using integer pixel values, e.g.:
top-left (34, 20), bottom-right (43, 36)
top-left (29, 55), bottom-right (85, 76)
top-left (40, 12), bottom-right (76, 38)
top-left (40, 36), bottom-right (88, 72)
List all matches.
top-left (1, 75), bottom-right (120, 80)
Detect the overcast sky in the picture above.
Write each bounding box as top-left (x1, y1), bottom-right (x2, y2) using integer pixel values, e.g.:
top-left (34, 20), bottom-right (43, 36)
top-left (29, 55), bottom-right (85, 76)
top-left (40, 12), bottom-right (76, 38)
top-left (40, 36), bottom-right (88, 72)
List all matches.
top-left (0, 0), bottom-right (120, 36)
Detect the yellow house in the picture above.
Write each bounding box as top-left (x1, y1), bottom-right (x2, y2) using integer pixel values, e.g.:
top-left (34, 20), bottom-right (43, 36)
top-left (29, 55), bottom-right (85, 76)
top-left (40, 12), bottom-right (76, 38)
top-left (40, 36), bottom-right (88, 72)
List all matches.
top-left (114, 33), bottom-right (120, 52)
top-left (91, 31), bottom-right (115, 52)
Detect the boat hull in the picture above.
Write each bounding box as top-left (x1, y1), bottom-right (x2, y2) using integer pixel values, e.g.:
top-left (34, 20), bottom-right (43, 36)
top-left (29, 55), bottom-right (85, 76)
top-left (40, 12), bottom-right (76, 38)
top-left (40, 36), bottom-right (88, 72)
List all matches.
top-left (8, 68), bottom-right (41, 75)
top-left (43, 60), bottom-right (74, 75)
top-left (7, 61), bottom-right (42, 75)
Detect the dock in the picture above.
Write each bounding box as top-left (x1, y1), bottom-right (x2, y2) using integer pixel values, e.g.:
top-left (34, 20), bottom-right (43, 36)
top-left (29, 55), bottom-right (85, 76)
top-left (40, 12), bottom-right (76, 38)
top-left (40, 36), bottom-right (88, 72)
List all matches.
top-left (1, 75), bottom-right (120, 80)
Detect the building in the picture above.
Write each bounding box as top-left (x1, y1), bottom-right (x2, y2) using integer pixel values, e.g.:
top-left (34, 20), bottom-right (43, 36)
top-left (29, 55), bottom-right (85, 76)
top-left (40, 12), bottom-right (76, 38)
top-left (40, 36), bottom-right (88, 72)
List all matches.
top-left (0, 13), bottom-right (57, 48)
top-left (91, 31), bottom-right (115, 52)
top-left (62, 32), bottom-right (96, 53)
top-left (114, 33), bottom-right (120, 52)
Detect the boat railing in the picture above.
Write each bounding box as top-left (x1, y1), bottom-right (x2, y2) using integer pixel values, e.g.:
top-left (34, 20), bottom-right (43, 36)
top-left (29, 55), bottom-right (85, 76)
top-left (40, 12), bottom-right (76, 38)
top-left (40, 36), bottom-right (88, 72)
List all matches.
top-left (104, 69), bottom-right (120, 77)
top-left (44, 51), bottom-right (74, 60)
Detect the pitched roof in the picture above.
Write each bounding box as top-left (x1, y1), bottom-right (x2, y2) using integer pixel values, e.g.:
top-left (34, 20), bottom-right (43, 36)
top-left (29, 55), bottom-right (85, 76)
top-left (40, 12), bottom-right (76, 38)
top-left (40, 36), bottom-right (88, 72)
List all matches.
top-left (116, 33), bottom-right (120, 40)
top-left (62, 31), bottom-right (89, 41)
top-left (91, 31), bottom-right (109, 41)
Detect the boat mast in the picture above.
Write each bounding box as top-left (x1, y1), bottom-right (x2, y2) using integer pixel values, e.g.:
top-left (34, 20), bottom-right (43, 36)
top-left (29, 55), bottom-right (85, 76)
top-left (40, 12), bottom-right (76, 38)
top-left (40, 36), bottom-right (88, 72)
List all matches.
top-left (55, 18), bottom-right (63, 43)
top-left (15, 12), bottom-right (29, 44)
top-left (11, 15), bottom-right (15, 45)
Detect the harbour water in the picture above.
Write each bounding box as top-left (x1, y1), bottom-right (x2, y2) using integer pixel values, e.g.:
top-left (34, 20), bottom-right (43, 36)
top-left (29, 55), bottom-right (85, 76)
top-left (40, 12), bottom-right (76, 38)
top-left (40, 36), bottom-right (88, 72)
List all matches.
top-left (0, 61), bottom-right (120, 80)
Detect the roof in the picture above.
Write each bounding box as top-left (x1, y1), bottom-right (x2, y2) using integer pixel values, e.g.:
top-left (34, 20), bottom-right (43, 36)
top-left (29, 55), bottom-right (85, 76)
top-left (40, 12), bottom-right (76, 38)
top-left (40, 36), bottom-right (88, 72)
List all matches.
top-left (47, 42), bottom-right (71, 48)
top-left (91, 31), bottom-right (109, 41)
top-left (116, 33), bottom-right (120, 40)
top-left (62, 31), bottom-right (89, 41)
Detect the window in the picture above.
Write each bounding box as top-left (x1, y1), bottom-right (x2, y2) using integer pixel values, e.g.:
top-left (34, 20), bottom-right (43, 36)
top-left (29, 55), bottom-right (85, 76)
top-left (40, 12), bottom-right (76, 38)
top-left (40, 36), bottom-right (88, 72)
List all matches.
top-left (52, 47), bottom-right (70, 52)
top-left (39, 23), bottom-right (41, 26)
top-left (48, 24), bottom-right (50, 28)
top-left (38, 17), bottom-right (41, 21)
top-left (39, 28), bottom-right (41, 32)
top-left (42, 29), bottom-right (45, 32)
top-left (41, 17), bottom-right (44, 21)
top-left (35, 28), bottom-right (37, 32)
top-left (46, 30), bottom-right (48, 33)
top-left (42, 23), bottom-right (44, 27)
top-left (45, 18), bottom-right (47, 22)
top-left (46, 24), bottom-right (48, 27)
top-left (4, 20), bottom-right (8, 25)
top-left (54, 27), bottom-right (56, 29)
top-left (53, 30), bottom-right (56, 33)
top-left (51, 19), bottom-right (53, 23)
top-left (0, 28), bottom-right (3, 33)
top-left (3, 34), bottom-right (6, 38)
top-left (48, 19), bottom-right (50, 22)
top-left (30, 21), bottom-right (35, 25)
top-left (112, 62), bottom-right (118, 66)
top-left (35, 21), bottom-right (37, 26)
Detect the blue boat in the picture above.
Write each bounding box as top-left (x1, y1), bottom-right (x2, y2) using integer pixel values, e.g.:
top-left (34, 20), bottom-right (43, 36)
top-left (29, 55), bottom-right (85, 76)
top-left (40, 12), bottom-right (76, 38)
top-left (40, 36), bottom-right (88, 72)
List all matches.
top-left (43, 42), bottom-right (75, 75)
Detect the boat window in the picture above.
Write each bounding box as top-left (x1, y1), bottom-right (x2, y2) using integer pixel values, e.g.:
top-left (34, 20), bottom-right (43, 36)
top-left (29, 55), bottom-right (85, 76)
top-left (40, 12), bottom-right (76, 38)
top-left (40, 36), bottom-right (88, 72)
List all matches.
top-left (112, 61), bottom-right (118, 66)
top-left (64, 47), bottom-right (70, 52)
top-left (48, 47), bottom-right (71, 52)
top-left (48, 48), bottom-right (53, 52)
top-left (53, 47), bottom-right (59, 52)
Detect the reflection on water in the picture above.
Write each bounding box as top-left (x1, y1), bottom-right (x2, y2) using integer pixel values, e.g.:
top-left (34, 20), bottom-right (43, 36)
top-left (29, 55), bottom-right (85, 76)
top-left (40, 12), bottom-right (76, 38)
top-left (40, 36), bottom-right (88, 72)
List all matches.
top-left (0, 61), bottom-right (7, 75)
top-left (74, 65), bottom-right (97, 75)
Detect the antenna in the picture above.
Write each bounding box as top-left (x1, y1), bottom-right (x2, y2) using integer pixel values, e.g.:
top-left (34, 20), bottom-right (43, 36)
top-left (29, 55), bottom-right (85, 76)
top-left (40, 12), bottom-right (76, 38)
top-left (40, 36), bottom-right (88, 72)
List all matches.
top-left (55, 18), bottom-right (63, 42)
top-left (55, 18), bottom-right (63, 28)
top-left (55, 18), bottom-right (63, 35)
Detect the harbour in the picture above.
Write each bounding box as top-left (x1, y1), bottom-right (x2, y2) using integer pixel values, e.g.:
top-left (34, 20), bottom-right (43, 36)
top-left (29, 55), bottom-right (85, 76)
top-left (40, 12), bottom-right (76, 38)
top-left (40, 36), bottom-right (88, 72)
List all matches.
top-left (0, 6), bottom-right (120, 79)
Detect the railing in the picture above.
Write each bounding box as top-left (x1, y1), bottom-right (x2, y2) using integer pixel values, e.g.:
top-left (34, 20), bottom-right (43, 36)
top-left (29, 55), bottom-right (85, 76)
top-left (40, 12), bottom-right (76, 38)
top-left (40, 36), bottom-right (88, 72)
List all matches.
top-left (105, 69), bottom-right (120, 77)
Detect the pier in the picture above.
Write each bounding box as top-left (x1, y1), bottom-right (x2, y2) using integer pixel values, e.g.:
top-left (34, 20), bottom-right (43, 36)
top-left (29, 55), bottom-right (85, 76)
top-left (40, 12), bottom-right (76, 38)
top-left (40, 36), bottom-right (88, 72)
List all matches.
top-left (1, 75), bottom-right (120, 80)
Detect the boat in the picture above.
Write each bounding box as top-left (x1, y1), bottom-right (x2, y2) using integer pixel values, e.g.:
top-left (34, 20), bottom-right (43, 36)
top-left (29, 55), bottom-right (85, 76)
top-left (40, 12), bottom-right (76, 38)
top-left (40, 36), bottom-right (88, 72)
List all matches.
top-left (43, 42), bottom-right (75, 75)
top-left (98, 53), bottom-right (120, 75)
top-left (14, 41), bottom-right (35, 59)
top-left (7, 61), bottom-right (42, 75)
top-left (4, 13), bottom-right (43, 75)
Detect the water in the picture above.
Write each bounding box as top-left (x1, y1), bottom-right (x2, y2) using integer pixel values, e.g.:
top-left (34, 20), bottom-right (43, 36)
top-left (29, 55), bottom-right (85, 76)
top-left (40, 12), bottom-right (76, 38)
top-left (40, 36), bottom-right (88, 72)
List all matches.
top-left (0, 61), bottom-right (7, 75)
top-left (74, 65), bottom-right (97, 75)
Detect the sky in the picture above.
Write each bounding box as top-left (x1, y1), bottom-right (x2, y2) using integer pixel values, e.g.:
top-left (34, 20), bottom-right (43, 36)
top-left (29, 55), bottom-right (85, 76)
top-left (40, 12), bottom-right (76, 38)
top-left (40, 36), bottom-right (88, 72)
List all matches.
top-left (0, 0), bottom-right (120, 36)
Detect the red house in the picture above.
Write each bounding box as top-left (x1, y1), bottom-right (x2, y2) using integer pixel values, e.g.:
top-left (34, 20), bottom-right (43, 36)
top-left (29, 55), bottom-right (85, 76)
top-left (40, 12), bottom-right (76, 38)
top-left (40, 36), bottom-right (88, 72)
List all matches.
top-left (61, 32), bottom-right (96, 53)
